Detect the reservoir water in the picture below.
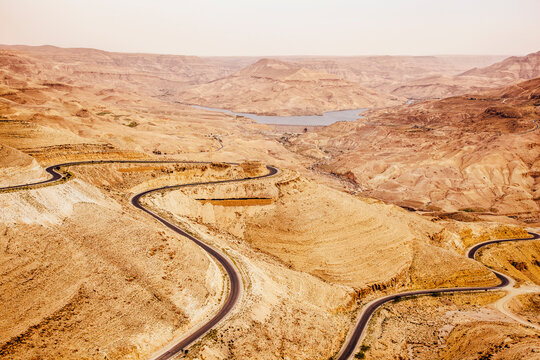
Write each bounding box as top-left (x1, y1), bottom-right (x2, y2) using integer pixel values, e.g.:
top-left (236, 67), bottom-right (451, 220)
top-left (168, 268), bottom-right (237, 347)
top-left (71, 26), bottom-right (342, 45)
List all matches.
top-left (191, 105), bottom-right (368, 126)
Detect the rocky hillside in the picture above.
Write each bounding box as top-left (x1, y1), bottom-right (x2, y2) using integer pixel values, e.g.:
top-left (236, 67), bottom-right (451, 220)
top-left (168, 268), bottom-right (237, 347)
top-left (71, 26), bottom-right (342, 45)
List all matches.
top-left (287, 77), bottom-right (540, 221)
top-left (1, 44), bottom-right (538, 360)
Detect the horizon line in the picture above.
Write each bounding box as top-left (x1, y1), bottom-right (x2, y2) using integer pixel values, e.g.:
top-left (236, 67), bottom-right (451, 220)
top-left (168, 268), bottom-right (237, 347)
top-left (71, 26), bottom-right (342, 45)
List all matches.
top-left (0, 43), bottom-right (523, 58)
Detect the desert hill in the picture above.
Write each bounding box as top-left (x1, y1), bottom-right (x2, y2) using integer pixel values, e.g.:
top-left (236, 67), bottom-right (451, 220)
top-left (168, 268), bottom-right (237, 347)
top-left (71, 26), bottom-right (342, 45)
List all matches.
top-left (390, 74), bottom-right (498, 100)
top-left (1, 45), bottom-right (516, 107)
top-left (178, 58), bottom-right (404, 115)
top-left (0, 46), bottom-right (538, 360)
top-left (235, 58), bottom-right (307, 79)
top-left (0, 144), bottom-right (47, 187)
top-left (287, 77), bottom-right (540, 220)
top-left (279, 55), bottom-right (507, 92)
top-left (393, 51), bottom-right (540, 99)
top-left (461, 51), bottom-right (540, 80)
top-left (0, 45), bottom-right (242, 98)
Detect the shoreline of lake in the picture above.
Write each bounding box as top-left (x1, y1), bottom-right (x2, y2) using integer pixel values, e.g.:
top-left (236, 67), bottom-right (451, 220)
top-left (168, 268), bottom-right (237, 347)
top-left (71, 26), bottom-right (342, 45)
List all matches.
top-left (189, 105), bottom-right (368, 126)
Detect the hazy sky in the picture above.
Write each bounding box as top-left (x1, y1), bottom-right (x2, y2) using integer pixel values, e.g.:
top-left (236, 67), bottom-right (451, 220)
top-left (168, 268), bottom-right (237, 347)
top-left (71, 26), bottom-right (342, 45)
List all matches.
top-left (1, 0), bottom-right (539, 56)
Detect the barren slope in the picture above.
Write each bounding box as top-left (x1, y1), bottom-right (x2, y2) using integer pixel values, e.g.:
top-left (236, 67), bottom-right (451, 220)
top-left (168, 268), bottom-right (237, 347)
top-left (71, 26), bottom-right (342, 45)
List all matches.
top-left (0, 144), bottom-right (47, 186)
top-left (148, 170), bottom-right (498, 293)
top-left (0, 170), bottom-right (226, 359)
top-left (362, 292), bottom-right (540, 360)
top-left (287, 78), bottom-right (540, 220)
top-left (461, 51), bottom-right (540, 80)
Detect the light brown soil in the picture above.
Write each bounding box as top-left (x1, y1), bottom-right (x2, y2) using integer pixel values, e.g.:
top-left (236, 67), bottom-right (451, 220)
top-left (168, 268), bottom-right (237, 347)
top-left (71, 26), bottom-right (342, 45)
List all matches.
top-left (1, 45), bottom-right (538, 360)
top-left (362, 292), bottom-right (540, 360)
top-left (479, 240), bottom-right (540, 286)
top-left (0, 187), bottom-right (222, 359)
top-left (507, 293), bottom-right (540, 327)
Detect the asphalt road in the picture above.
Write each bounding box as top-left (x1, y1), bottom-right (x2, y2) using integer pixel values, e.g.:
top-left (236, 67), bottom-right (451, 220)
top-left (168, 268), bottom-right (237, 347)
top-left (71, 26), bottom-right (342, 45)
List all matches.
top-left (517, 119), bottom-right (539, 135)
top-left (0, 160), bottom-right (215, 191)
top-left (0, 160), bottom-right (278, 359)
top-left (132, 165), bottom-right (278, 360)
top-left (336, 231), bottom-right (540, 360)
top-left (4, 160), bottom-right (538, 360)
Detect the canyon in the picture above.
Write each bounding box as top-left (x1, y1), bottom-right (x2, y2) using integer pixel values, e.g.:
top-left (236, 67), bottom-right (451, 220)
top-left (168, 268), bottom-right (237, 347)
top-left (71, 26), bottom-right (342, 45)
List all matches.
top-left (0, 44), bottom-right (539, 360)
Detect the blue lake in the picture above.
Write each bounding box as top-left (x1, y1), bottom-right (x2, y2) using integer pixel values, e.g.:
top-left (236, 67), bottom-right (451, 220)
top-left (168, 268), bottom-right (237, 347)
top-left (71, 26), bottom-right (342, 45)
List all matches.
top-left (191, 105), bottom-right (368, 126)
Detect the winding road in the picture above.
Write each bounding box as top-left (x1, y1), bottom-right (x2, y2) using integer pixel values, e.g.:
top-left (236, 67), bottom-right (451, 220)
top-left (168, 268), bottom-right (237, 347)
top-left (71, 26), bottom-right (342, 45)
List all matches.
top-left (2, 160), bottom-right (539, 359)
top-left (336, 231), bottom-right (540, 360)
top-left (518, 118), bottom-right (539, 135)
top-left (0, 160), bottom-right (278, 360)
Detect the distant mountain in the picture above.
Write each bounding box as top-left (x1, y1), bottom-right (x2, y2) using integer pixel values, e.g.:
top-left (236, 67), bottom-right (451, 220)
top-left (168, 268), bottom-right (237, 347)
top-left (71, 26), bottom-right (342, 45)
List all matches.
top-left (391, 51), bottom-right (540, 99)
top-left (281, 55), bottom-right (507, 91)
top-left (0, 44), bottom-right (241, 96)
top-left (460, 51), bottom-right (540, 80)
top-left (178, 58), bottom-right (404, 116)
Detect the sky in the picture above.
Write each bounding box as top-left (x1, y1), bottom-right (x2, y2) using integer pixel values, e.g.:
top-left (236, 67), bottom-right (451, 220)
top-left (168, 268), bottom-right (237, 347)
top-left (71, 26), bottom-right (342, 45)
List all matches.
top-left (1, 0), bottom-right (539, 56)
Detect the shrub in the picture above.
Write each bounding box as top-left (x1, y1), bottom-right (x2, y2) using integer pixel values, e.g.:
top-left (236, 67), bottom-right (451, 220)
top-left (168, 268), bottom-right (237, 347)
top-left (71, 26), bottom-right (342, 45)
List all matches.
top-left (483, 106), bottom-right (522, 118)
top-left (354, 344), bottom-right (370, 359)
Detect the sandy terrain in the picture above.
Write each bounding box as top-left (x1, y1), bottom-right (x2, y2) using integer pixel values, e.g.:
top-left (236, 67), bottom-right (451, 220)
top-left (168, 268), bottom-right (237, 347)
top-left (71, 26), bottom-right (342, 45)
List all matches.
top-left (361, 292), bottom-right (540, 359)
top-left (508, 293), bottom-right (540, 327)
top-left (1, 45), bottom-right (539, 359)
top-left (0, 144), bottom-right (47, 186)
top-left (0, 178), bottom-right (223, 359)
top-left (0, 160), bottom-right (282, 358)
top-left (479, 240), bottom-right (540, 286)
top-left (147, 171), bottom-right (498, 292)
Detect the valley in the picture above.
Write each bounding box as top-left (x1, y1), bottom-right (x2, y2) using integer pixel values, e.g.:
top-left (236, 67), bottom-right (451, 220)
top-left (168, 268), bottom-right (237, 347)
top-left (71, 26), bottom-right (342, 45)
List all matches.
top-left (1, 42), bottom-right (539, 360)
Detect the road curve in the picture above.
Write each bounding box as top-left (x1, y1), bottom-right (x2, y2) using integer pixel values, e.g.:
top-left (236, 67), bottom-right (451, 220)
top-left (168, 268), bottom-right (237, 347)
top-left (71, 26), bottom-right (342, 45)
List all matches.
top-left (517, 119), bottom-right (539, 135)
top-left (132, 165), bottom-right (278, 360)
top-left (336, 231), bottom-right (540, 360)
top-left (0, 160), bottom-right (278, 359)
top-left (5, 161), bottom-right (538, 359)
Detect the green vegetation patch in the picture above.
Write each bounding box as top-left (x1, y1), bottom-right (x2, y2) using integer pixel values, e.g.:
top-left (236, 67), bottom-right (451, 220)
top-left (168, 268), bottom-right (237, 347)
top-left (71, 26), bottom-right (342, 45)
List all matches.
top-left (354, 344), bottom-right (370, 359)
